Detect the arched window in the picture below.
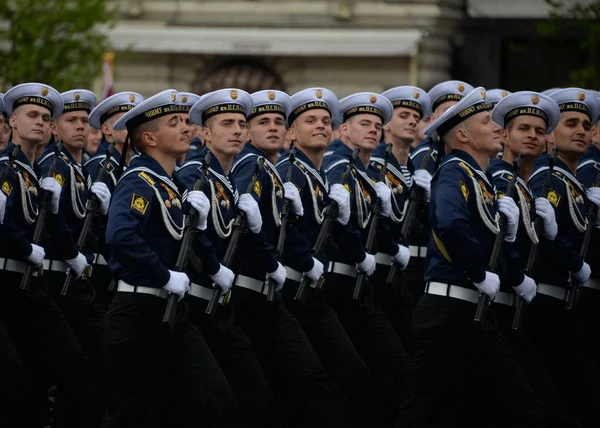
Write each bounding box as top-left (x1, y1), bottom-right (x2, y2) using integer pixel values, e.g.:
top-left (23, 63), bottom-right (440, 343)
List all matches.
top-left (192, 58), bottom-right (286, 95)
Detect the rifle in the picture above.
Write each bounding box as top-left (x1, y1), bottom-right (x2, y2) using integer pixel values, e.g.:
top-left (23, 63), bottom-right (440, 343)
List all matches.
top-left (205, 159), bottom-right (263, 315)
top-left (20, 142), bottom-right (64, 291)
top-left (268, 143), bottom-right (296, 302)
top-left (0, 145), bottom-right (21, 187)
top-left (352, 143), bottom-right (392, 300)
top-left (294, 147), bottom-right (360, 302)
top-left (565, 165), bottom-right (600, 310)
top-left (512, 148), bottom-right (558, 329)
top-left (386, 140), bottom-right (436, 285)
top-left (61, 143), bottom-right (115, 295)
top-left (474, 154), bottom-right (522, 323)
top-left (161, 153), bottom-right (212, 327)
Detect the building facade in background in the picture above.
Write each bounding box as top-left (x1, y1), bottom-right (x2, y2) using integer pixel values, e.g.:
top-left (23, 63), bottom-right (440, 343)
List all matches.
top-left (102, 0), bottom-right (466, 97)
top-left (102, 0), bottom-right (575, 98)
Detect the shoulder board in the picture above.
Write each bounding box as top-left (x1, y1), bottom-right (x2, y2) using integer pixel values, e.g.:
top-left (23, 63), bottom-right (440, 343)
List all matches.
top-left (139, 171), bottom-right (156, 186)
top-left (121, 166), bottom-right (180, 194)
top-left (324, 158), bottom-right (349, 174)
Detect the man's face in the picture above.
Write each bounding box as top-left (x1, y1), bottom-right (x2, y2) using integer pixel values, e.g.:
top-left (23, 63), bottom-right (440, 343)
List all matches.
top-left (0, 114), bottom-right (11, 148)
top-left (53, 111), bottom-right (90, 152)
top-left (202, 113), bottom-right (248, 157)
top-left (341, 113), bottom-right (383, 152)
top-left (102, 112), bottom-right (129, 145)
top-left (461, 111), bottom-right (503, 156)
top-left (151, 114), bottom-right (191, 157)
top-left (289, 109), bottom-right (332, 152)
top-left (86, 127), bottom-right (103, 155)
top-left (504, 115), bottom-right (547, 159)
top-left (248, 113), bottom-right (287, 156)
top-left (9, 105), bottom-right (51, 144)
top-left (385, 107), bottom-right (420, 144)
top-left (416, 114), bottom-right (432, 142)
top-left (552, 111), bottom-right (592, 159)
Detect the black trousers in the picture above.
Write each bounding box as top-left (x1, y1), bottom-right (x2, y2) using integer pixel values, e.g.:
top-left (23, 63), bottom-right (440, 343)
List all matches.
top-left (494, 302), bottom-right (580, 427)
top-left (232, 286), bottom-right (354, 428)
top-left (398, 293), bottom-right (548, 428)
top-left (282, 278), bottom-right (377, 427)
top-left (0, 318), bottom-right (40, 428)
top-left (102, 292), bottom-right (240, 428)
top-left (372, 260), bottom-right (423, 356)
top-left (325, 271), bottom-right (409, 428)
top-left (0, 271), bottom-right (97, 428)
top-left (527, 293), bottom-right (600, 428)
top-left (187, 293), bottom-right (279, 428)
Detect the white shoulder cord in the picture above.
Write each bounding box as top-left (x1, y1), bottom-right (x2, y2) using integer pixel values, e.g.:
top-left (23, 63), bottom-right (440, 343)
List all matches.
top-left (516, 184), bottom-right (539, 245)
top-left (18, 172), bottom-right (38, 224)
top-left (69, 165), bottom-right (87, 220)
top-left (209, 179), bottom-right (234, 239)
top-left (470, 175), bottom-right (500, 234)
top-left (564, 178), bottom-right (588, 233)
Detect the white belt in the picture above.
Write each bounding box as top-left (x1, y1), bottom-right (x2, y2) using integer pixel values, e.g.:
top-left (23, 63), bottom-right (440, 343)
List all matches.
top-left (116, 280), bottom-right (168, 299)
top-left (537, 283), bottom-right (568, 301)
top-left (284, 266), bottom-right (303, 283)
top-left (0, 257), bottom-right (27, 274)
top-left (494, 291), bottom-right (517, 307)
top-left (327, 262), bottom-right (357, 278)
top-left (234, 275), bottom-right (267, 295)
top-left (189, 283), bottom-right (230, 303)
top-left (374, 253), bottom-right (393, 266)
top-left (424, 281), bottom-right (479, 304)
top-left (582, 278), bottom-right (600, 291)
top-left (42, 259), bottom-right (69, 273)
top-left (409, 245), bottom-right (427, 258)
top-left (93, 253), bottom-right (108, 266)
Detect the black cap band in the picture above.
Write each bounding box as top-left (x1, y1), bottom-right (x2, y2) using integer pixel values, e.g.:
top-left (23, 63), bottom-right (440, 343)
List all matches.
top-left (287, 101), bottom-right (330, 126)
top-left (558, 102), bottom-right (591, 120)
top-left (13, 96), bottom-right (53, 116)
top-left (247, 104), bottom-right (286, 121)
top-left (63, 102), bottom-right (91, 114)
top-left (342, 105), bottom-right (384, 123)
top-left (201, 103), bottom-right (245, 123)
top-left (391, 99), bottom-right (424, 118)
top-left (437, 102), bottom-right (493, 137)
top-left (126, 104), bottom-right (182, 130)
top-left (504, 107), bottom-right (550, 127)
top-left (100, 104), bottom-right (135, 125)
top-left (432, 93), bottom-right (464, 112)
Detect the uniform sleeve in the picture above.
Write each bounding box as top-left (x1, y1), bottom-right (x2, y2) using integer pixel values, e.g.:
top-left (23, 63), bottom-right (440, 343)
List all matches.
top-left (231, 157), bottom-right (260, 200)
top-left (177, 163), bottom-right (203, 190)
top-left (0, 167), bottom-right (33, 258)
top-left (192, 231), bottom-right (221, 276)
top-left (105, 177), bottom-right (171, 286)
top-left (529, 174), bottom-right (583, 272)
top-left (326, 162), bottom-right (367, 263)
top-left (431, 168), bottom-right (486, 283)
top-left (46, 159), bottom-right (80, 260)
top-left (278, 164), bottom-right (314, 272)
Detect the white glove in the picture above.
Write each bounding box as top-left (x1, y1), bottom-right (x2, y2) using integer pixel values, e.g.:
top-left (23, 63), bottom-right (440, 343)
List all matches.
top-left (163, 270), bottom-right (190, 301)
top-left (283, 182), bottom-right (304, 216)
top-left (586, 187), bottom-right (600, 227)
top-left (572, 262), bottom-right (591, 284)
top-left (267, 262), bottom-right (286, 291)
top-left (473, 271), bottom-right (500, 299)
top-left (210, 264), bottom-right (234, 293)
top-left (90, 182), bottom-right (111, 215)
top-left (357, 253), bottom-right (376, 276)
top-left (66, 252), bottom-right (88, 279)
top-left (513, 275), bottom-right (537, 304)
top-left (328, 183), bottom-right (351, 225)
top-left (238, 193), bottom-right (263, 234)
top-left (393, 245), bottom-right (411, 269)
top-left (374, 181), bottom-right (392, 217)
top-left (25, 244), bottom-right (45, 266)
top-left (187, 190), bottom-right (210, 230)
top-left (534, 197), bottom-right (557, 241)
top-left (40, 177), bottom-right (62, 214)
top-left (497, 196), bottom-right (519, 242)
top-left (413, 169), bottom-right (432, 203)
top-left (0, 191), bottom-right (6, 224)
top-left (303, 257), bottom-right (324, 282)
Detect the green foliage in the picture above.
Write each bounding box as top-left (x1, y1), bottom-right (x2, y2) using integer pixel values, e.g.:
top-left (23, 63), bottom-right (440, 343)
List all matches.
top-left (537, 0), bottom-right (600, 88)
top-left (0, 0), bottom-right (116, 91)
